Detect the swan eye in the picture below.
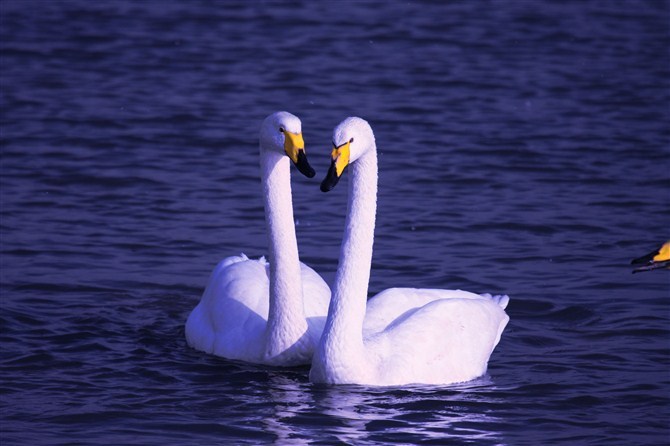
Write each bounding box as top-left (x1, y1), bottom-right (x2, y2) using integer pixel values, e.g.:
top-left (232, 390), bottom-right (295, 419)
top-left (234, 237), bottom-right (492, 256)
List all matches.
top-left (279, 127), bottom-right (285, 133)
top-left (349, 137), bottom-right (354, 143)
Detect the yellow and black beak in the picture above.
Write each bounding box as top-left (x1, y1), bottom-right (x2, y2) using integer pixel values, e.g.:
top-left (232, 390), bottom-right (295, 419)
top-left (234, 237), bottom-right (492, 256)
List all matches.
top-left (283, 130), bottom-right (315, 178)
top-left (321, 139), bottom-right (351, 192)
top-left (631, 241), bottom-right (670, 273)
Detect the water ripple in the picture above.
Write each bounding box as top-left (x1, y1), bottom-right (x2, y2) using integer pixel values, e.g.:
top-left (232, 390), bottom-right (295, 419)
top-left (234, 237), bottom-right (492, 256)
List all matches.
top-left (2, 0), bottom-right (669, 445)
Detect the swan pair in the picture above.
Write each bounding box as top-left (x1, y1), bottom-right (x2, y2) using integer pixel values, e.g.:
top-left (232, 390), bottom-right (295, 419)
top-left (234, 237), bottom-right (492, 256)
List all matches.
top-left (185, 112), bottom-right (510, 386)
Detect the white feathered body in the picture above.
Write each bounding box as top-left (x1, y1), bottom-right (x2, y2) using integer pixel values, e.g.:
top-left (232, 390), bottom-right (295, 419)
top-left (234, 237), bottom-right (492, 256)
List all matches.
top-left (186, 254), bottom-right (330, 366)
top-left (310, 117), bottom-right (510, 386)
top-left (185, 112), bottom-right (331, 366)
top-left (310, 288), bottom-right (509, 385)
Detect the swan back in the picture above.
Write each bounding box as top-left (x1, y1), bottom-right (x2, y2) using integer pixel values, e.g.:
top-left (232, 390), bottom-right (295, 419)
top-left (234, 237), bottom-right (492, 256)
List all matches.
top-left (369, 292), bottom-right (509, 385)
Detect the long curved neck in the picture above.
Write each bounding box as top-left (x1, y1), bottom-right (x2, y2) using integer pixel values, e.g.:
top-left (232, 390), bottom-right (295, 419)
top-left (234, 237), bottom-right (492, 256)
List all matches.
top-left (260, 150), bottom-right (307, 358)
top-left (323, 148), bottom-right (378, 354)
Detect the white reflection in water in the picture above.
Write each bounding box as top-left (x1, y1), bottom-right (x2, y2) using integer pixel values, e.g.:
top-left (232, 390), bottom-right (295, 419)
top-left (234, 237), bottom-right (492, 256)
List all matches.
top-left (262, 372), bottom-right (507, 445)
top-left (263, 373), bottom-right (313, 445)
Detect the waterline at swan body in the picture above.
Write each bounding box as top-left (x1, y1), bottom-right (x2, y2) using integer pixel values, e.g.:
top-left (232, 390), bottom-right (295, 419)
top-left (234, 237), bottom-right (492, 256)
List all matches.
top-left (310, 117), bottom-right (510, 385)
top-left (185, 112), bottom-right (331, 366)
top-left (186, 254), bottom-right (330, 365)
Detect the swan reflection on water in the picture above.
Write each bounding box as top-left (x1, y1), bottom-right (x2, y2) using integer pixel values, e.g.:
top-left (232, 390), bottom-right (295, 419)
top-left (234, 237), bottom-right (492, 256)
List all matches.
top-left (260, 372), bottom-right (507, 445)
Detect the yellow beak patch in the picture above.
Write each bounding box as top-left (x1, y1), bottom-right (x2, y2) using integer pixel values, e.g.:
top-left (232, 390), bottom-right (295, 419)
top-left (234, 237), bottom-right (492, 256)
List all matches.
top-left (331, 140), bottom-right (351, 177)
top-left (283, 131), bottom-right (305, 164)
top-left (654, 241), bottom-right (670, 262)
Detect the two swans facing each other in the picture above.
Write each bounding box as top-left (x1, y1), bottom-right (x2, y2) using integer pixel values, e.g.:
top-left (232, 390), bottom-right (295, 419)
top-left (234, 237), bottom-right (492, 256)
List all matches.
top-left (185, 112), bottom-right (330, 367)
top-left (185, 112), bottom-right (511, 386)
top-left (309, 117), bottom-right (510, 386)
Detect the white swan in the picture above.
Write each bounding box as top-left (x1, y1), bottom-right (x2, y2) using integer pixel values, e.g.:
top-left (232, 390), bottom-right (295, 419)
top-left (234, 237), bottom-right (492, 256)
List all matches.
top-left (185, 111), bottom-right (331, 366)
top-left (309, 117), bottom-right (510, 386)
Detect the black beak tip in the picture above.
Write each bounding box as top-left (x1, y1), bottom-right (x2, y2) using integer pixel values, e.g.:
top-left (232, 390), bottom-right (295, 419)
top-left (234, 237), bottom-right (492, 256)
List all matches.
top-left (296, 163), bottom-right (315, 178)
top-left (631, 249), bottom-right (658, 266)
top-left (320, 161), bottom-right (340, 192)
top-left (295, 150), bottom-right (316, 178)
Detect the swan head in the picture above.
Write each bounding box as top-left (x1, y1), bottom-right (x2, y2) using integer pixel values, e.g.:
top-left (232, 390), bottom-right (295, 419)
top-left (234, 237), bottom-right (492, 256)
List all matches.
top-left (321, 117), bottom-right (375, 192)
top-left (260, 111), bottom-right (315, 178)
top-left (631, 240), bottom-right (670, 273)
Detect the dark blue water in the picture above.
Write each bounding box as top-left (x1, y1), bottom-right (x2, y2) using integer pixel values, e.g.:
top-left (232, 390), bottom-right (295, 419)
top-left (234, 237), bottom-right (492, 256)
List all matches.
top-left (1, 0), bottom-right (669, 444)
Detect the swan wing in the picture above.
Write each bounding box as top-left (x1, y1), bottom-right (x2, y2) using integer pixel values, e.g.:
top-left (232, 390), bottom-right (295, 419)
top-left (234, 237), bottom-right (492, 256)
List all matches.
top-left (299, 262), bottom-right (331, 344)
top-left (185, 256), bottom-right (331, 363)
top-left (299, 262), bottom-right (331, 318)
top-left (368, 291), bottom-right (509, 385)
top-left (364, 287), bottom-right (504, 334)
top-left (185, 255), bottom-right (270, 361)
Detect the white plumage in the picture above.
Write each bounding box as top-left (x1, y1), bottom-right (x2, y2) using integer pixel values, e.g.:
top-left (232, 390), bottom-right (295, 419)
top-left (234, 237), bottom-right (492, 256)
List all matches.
top-left (310, 117), bottom-right (509, 385)
top-left (185, 112), bottom-right (330, 366)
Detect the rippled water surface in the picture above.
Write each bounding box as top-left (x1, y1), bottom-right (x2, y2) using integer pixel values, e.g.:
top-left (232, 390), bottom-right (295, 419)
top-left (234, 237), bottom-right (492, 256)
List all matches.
top-left (1, 1), bottom-right (669, 444)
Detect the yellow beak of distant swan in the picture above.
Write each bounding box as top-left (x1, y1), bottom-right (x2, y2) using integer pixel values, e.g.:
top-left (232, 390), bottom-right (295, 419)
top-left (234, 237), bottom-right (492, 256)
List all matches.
top-left (631, 241), bottom-right (670, 273)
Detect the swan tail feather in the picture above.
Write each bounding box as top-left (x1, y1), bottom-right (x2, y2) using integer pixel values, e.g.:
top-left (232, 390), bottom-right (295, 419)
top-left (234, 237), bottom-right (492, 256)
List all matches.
top-left (479, 293), bottom-right (510, 310)
top-left (217, 253), bottom-right (249, 270)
